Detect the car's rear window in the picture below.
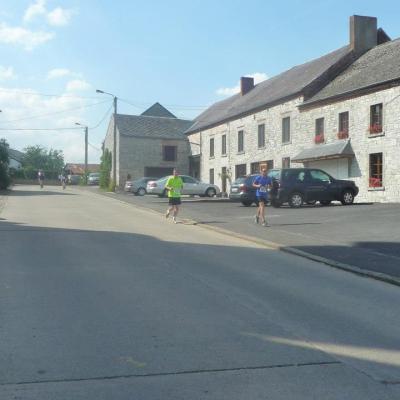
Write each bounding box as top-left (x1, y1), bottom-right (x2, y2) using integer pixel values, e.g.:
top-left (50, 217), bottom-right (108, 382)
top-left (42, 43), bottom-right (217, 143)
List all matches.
top-left (232, 177), bottom-right (246, 185)
top-left (268, 170), bottom-right (281, 180)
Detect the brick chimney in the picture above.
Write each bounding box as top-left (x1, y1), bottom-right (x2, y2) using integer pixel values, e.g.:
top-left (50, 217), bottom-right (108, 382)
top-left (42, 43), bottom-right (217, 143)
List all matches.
top-left (240, 77), bottom-right (254, 96)
top-left (350, 15), bottom-right (377, 55)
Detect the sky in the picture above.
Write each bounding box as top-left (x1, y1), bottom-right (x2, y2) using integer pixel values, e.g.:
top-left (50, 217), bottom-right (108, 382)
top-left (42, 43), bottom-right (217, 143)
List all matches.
top-left (0, 0), bottom-right (399, 163)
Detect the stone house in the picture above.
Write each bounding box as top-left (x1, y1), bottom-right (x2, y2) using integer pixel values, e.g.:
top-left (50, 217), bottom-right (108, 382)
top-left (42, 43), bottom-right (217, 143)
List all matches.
top-left (186, 15), bottom-right (399, 202)
top-left (104, 103), bottom-right (192, 187)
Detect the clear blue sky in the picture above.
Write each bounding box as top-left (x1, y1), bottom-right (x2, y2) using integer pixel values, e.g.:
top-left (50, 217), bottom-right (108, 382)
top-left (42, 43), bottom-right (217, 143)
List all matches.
top-left (1, 0), bottom-right (399, 162)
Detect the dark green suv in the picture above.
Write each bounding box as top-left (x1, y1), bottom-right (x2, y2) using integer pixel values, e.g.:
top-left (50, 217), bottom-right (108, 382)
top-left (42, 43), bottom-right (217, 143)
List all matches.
top-left (268, 168), bottom-right (359, 208)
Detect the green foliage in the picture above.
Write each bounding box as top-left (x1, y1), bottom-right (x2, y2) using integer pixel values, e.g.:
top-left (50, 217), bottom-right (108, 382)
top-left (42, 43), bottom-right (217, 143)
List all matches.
top-left (0, 138), bottom-right (11, 190)
top-left (22, 145), bottom-right (65, 179)
top-left (99, 148), bottom-right (112, 190)
top-left (108, 179), bottom-right (116, 192)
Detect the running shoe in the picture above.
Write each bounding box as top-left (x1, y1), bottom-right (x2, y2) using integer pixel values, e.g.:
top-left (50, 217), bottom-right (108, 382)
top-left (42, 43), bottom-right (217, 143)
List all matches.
top-left (173, 217), bottom-right (177, 224)
top-left (165, 210), bottom-right (170, 219)
top-left (254, 215), bottom-right (259, 224)
top-left (262, 221), bottom-right (269, 227)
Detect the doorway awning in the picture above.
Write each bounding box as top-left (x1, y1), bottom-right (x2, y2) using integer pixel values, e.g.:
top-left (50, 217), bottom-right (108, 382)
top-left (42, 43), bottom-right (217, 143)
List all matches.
top-left (292, 140), bottom-right (354, 163)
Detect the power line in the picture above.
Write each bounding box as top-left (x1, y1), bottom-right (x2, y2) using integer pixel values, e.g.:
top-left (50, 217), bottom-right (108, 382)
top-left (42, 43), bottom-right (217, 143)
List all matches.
top-left (0, 88), bottom-right (103, 100)
top-left (89, 103), bottom-right (114, 130)
top-left (0, 100), bottom-right (111, 125)
top-left (0, 127), bottom-right (81, 131)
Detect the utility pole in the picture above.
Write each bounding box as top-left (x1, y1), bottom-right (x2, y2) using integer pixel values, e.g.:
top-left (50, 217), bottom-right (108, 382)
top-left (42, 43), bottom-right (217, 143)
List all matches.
top-left (84, 126), bottom-right (88, 181)
top-left (96, 89), bottom-right (118, 188)
top-left (75, 122), bottom-right (89, 184)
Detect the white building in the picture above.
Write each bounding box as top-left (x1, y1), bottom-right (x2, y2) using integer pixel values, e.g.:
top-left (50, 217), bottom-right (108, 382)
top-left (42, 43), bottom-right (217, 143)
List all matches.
top-left (186, 15), bottom-right (400, 202)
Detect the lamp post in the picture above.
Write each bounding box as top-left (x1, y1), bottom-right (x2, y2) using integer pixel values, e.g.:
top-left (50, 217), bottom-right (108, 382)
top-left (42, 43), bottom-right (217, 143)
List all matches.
top-left (96, 89), bottom-right (117, 187)
top-left (75, 122), bottom-right (88, 183)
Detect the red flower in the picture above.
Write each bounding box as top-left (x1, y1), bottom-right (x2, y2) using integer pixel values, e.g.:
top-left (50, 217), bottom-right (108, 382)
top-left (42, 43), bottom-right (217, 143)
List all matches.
top-left (369, 124), bottom-right (382, 134)
top-left (314, 134), bottom-right (324, 144)
top-left (369, 177), bottom-right (382, 187)
top-left (337, 130), bottom-right (349, 139)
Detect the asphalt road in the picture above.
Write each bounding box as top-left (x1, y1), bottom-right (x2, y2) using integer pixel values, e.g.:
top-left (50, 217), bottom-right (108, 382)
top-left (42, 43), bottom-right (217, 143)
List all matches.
top-left (102, 189), bottom-right (400, 282)
top-left (1, 185), bottom-right (400, 399)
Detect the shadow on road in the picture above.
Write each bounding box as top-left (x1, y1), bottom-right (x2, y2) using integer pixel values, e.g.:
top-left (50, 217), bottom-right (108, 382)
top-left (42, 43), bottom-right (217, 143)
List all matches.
top-left (6, 190), bottom-right (76, 196)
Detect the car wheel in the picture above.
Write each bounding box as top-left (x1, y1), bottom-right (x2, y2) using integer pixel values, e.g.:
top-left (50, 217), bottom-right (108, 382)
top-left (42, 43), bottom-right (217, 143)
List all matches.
top-left (306, 200), bottom-right (317, 205)
top-left (206, 187), bottom-right (216, 197)
top-left (288, 192), bottom-right (303, 208)
top-left (341, 190), bottom-right (354, 205)
top-left (320, 200), bottom-right (331, 206)
top-left (137, 187), bottom-right (146, 196)
top-left (241, 201), bottom-right (252, 207)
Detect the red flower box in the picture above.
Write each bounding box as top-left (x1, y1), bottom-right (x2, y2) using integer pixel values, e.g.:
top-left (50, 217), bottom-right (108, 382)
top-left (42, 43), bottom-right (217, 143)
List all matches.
top-left (314, 134), bottom-right (325, 144)
top-left (369, 177), bottom-right (382, 187)
top-left (369, 124), bottom-right (382, 134)
top-left (337, 130), bottom-right (349, 139)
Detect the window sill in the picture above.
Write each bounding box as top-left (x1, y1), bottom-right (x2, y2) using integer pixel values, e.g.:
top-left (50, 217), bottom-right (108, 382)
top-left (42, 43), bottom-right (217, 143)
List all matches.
top-left (368, 132), bottom-right (385, 138)
top-left (209, 156), bottom-right (215, 160)
top-left (237, 151), bottom-right (245, 155)
top-left (257, 146), bottom-right (266, 150)
top-left (368, 187), bottom-right (385, 191)
top-left (221, 154), bottom-right (227, 157)
top-left (282, 141), bottom-right (291, 146)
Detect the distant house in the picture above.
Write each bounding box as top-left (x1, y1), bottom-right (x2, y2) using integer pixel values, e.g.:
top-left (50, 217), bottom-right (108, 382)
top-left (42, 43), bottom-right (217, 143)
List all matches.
top-left (64, 163), bottom-right (100, 175)
top-left (8, 149), bottom-right (24, 170)
top-left (103, 102), bottom-right (193, 187)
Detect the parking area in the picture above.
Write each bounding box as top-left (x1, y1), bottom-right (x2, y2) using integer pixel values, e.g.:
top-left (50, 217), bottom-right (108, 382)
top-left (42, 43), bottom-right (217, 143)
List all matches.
top-left (90, 187), bottom-right (400, 283)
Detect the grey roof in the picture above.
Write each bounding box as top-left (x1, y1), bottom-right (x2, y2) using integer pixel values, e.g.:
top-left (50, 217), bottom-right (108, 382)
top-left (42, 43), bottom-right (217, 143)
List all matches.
top-left (292, 139), bottom-right (355, 162)
top-left (303, 38), bottom-right (400, 106)
top-left (115, 114), bottom-right (192, 140)
top-left (141, 102), bottom-right (177, 118)
top-left (8, 148), bottom-right (24, 162)
top-left (186, 45), bottom-right (353, 134)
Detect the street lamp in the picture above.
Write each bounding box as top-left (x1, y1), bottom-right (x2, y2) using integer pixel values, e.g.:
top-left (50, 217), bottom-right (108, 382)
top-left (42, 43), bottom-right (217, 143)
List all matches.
top-left (75, 122), bottom-right (88, 183)
top-left (96, 89), bottom-right (118, 188)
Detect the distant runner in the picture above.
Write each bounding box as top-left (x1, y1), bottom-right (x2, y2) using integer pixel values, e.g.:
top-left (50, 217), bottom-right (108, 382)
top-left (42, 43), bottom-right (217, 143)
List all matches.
top-left (252, 168), bottom-right (272, 227)
top-left (38, 170), bottom-right (45, 189)
top-left (165, 169), bottom-right (183, 224)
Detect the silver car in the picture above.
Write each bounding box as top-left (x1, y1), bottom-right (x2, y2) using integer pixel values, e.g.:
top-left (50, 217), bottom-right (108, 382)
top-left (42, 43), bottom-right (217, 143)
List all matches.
top-left (124, 177), bottom-right (158, 196)
top-left (146, 175), bottom-right (220, 197)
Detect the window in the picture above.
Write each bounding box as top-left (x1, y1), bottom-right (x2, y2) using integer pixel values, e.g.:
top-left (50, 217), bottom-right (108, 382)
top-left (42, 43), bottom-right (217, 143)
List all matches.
top-left (315, 118), bottom-right (324, 143)
top-left (251, 162), bottom-right (260, 174)
top-left (369, 153), bottom-right (383, 187)
top-left (235, 163), bottom-right (247, 179)
top-left (338, 112), bottom-right (349, 138)
top-left (257, 124), bottom-right (265, 148)
top-left (163, 146), bottom-right (177, 161)
top-left (209, 168), bottom-right (214, 184)
top-left (309, 170), bottom-right (331, 182)
top-left (266, 160), bottom-right (274, 170)
top-left (238, 130), bottom-right (244, 153)
top-left (282, 157), bottom-right (290, 168)
top-left (282, 117), bottom-right (290, 143)
top-left (370, 103), bottom-right (383, 134)
top-left (209, 138), bottom-right (214, 158)
top-left (221, 134), bottom-right (227, 155)
top-left (182, 176), bottom-right (197, 184)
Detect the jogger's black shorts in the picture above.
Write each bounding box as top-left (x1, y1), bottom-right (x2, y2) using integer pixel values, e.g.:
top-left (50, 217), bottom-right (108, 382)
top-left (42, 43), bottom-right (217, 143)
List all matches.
top-left (168, 197), bottom-right (181, 205)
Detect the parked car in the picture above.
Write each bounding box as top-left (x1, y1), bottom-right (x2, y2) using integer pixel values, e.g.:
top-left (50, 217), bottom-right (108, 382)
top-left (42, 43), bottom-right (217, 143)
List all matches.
top-left (68, 174), bottom-right (82, 185)
top-left (124, 177), bottom-right (158, 196)
top-left (87, 172), bottom-right (100, 185)
top-left (146, 175), bottom-right (220, 197)
top-left (268, 168), bottom-right (359, 208)
top-left (229, 175), bottom-right (259, 206)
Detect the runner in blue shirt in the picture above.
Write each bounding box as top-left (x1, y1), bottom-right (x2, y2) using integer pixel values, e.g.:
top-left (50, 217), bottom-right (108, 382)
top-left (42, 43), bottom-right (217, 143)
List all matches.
top-left (252, 168), bottom-right (272, 226)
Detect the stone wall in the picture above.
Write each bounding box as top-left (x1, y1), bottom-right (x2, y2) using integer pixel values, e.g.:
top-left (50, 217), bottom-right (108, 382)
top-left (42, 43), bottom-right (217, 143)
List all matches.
top-left (190, 85), bottom-right (400, 203)
top-left (118, 135), bottom-right (190, 186)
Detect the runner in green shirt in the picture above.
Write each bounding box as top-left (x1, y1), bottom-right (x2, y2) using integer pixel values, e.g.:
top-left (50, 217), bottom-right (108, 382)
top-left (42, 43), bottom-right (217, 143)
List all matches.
top-left (165, 169), bottom-right (184, 223)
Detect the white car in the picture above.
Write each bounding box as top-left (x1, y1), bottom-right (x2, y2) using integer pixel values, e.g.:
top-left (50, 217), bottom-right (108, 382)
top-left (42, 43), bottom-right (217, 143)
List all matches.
top-left (146, 175), bottom-right (220, 197)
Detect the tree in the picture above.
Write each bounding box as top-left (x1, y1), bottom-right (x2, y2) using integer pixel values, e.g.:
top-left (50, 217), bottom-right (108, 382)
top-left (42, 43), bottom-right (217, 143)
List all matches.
top-left (0, 138), bottom-right (11, 189)
top-left (99, 148), bottom-right (112, 190)
top-left (22, 145), bottom-right (64, 179)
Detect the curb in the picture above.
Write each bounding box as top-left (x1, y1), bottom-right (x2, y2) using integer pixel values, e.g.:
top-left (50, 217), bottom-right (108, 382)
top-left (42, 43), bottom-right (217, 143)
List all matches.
top-left (88, 188), bottom-right (400, 288)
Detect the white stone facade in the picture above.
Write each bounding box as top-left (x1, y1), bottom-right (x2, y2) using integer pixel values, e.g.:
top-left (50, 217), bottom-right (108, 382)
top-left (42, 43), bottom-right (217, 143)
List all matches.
top-left (188, 85), bottom-right (400, 203)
